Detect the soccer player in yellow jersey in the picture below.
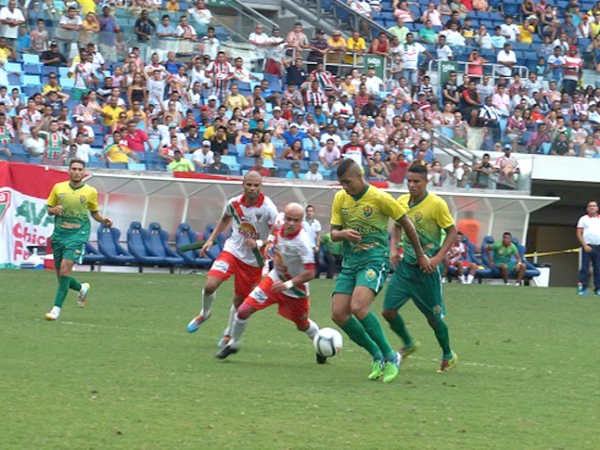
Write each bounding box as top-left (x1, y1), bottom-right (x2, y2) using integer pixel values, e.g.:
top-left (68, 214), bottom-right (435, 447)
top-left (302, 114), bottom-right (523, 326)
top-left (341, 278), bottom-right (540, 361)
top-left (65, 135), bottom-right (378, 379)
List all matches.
top-left (331, 159), bottom-right (431, 383)
top-left (45, 160), bottom-right (113, 321)
top-left (382, 163), bottom-right (459, 372)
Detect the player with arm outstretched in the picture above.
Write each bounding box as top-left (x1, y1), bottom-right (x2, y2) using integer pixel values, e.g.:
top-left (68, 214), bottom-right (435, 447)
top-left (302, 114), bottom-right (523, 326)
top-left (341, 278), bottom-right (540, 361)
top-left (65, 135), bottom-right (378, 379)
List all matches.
top-left (382, 162), bottom-right (458, 372)
top-left (45, 159), bottom-right (113, 321)
top-left (186, 171), bottom-right (278, 347)
top-left (330, 159), bottom-right (431, 383)
top-left (216, 203), bottom-right (324, 362)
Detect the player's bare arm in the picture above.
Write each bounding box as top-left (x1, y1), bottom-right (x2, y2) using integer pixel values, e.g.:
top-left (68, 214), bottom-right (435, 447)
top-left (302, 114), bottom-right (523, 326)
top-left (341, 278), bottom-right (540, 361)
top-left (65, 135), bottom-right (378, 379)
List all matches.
top-left (389, 222), bottom-right (402, 268)
top-left (331, 225), bottom-right (361, 243)
top-left (429, 226), bottom-right (457, 269)
top-left (47, 205), bottom-right (63, 216)
top-left (272, 265), bottom-right (316, 293)
top-left (91, 211), bottom-right (113, 228)
top-left (201, 213), bottom-right (232, 256)
top-left (397, 215), bottom-right (433, 273)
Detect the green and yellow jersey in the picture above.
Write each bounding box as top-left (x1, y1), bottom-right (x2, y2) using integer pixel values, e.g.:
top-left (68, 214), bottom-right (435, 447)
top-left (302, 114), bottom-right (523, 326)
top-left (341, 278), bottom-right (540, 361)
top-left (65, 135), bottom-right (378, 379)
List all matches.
top-left (331, 184), bottom-right (407, 268)
top-left (397, 192), bottom-right (454, 265)
top-left (489, 241), bottom-right (519, 265)
top-left (47, 181), bottom-right (99, 240)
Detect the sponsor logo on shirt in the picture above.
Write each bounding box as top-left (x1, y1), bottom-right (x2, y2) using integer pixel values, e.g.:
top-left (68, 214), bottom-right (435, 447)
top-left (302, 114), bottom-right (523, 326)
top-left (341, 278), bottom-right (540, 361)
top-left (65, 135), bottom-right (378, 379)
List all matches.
top-left (212, 260), bottom-right (229, 273)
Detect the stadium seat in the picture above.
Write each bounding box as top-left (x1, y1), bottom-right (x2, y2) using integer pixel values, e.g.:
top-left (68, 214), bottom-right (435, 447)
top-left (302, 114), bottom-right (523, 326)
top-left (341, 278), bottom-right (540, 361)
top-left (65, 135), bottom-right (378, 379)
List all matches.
top-left (82, 242), bottom-right (106, 269)
top-left (127, 221), bottom-right (167, 270)
top-left (145, 222), bottom-right (184, 271)
top-left (175, 222), bottom-right (214, 268)
top-left (480, 236), bottom-right (539, 281)
top-left (97, 224), bottom-right (136, 265)
top-left (512, 238), bottom-right (541, 279)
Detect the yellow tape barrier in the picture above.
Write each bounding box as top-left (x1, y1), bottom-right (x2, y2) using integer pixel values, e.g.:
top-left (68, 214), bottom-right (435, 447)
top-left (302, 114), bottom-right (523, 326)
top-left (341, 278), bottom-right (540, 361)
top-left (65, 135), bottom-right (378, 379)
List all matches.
top-left (524, 248), bottom-right (580, 258)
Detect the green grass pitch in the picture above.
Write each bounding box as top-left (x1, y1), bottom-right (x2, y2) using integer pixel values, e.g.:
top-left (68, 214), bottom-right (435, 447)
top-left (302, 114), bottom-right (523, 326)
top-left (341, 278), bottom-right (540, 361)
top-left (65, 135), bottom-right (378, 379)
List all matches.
top-left (1, 270), bottom-right (599, 450)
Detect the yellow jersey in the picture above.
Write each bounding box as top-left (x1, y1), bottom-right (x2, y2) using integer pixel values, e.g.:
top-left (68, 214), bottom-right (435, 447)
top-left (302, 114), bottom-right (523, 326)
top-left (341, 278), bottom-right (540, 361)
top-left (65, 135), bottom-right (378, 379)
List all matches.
top-left (397, 192), bottom-right (454, 265)
top-left (331, 184), bottom-right (406, 267)
top-left (47, 181), bottom-right (98, 238)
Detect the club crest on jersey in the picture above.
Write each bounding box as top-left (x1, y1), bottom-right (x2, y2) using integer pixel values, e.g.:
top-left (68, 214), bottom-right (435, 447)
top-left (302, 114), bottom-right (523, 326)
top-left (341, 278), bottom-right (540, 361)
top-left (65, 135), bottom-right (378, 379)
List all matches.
top-left (0, 189), bottom-right (11, 223)
top-left (239, 221), bottom-right (259, 238)
top-left (341, 207), bottom-right (349, 216)
top-left (365, 268), bottom-right (376, 281)
top-left (79, 196), bottom-right (87, 203)
top-left (363, 206), bottom-right (373, 217)
top-left (414, 212), bottom-right (423, 222)
top-left (58, 193), bottom-right (66, 199)
top-left (255, 213), bottom-right (262, 221)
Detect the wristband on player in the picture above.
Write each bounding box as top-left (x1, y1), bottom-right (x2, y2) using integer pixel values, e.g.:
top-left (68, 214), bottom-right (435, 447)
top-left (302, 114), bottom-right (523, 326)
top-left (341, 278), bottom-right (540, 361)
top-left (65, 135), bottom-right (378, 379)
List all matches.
top-left (256, 239), bottom-right (264, 248)
top-left (267, 234), bottom-right (275, 243)
top-left (283, 280), bottom-right (294, 289)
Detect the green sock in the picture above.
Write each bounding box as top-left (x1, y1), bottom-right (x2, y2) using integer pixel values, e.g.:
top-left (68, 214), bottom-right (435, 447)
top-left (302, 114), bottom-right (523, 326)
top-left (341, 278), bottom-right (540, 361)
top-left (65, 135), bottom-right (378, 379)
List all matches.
top-left (386, 313), bottom-right (414, 347)
top-left (54, 276), bottom-right (70, 308)
top-left (359, 312), bottom-right (396, 362)
top-left (339, 316), bottom-right (383, 360)
top-left (427, 316), bottom-right (452, 359)
top-left (69, 276), bottom-right (82, 291)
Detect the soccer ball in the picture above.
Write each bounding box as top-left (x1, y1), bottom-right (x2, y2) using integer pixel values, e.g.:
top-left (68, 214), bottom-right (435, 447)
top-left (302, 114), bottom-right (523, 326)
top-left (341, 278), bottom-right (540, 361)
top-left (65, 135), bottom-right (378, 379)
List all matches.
top-left (313, 328), bottom-right (343, 358)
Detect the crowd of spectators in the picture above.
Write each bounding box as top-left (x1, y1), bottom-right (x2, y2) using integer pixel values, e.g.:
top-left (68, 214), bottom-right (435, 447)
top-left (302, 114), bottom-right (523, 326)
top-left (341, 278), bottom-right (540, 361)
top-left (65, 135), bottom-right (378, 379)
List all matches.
top-left (0, 0), bottom-right (599, 188)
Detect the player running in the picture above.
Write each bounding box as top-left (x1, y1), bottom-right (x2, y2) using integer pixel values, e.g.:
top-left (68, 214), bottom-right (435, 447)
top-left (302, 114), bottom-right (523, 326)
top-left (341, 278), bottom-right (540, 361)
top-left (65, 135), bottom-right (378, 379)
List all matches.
top-left (45, 159), bottom-right (113, 321)
top-left (382, 163), bottom-right (458, 373)
top-left (216, 203), bottom-right (323, 361)
top-left (187, 171), bottom-right (278, 347)
top-left (331, 159), bottom-right (431, 383)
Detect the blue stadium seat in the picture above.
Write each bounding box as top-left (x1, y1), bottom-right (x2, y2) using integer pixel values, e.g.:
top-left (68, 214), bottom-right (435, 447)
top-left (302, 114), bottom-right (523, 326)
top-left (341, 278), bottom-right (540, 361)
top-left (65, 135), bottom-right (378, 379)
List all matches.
top-left (83, 242), bottom-right (106, 268)
top-left (127, 221), bottom-right (166, 270)
top-left (97, 224), bottom-right (136, 265)
top-left (146, 222), bottom-right (184, 270)
top-left (175, 222), bottom-right (214, 268)
top-left (23, 64), bottom-right (42, 75)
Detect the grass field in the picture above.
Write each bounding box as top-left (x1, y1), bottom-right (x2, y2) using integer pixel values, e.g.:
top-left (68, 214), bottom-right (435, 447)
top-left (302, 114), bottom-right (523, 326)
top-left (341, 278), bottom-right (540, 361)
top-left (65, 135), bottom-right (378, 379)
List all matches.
top-left (1, 270), bottom-right (599, 450)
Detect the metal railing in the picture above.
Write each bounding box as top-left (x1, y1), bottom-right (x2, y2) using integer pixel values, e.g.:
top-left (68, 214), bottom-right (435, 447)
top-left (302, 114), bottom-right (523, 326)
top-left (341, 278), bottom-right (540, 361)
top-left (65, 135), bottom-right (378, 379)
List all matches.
top-left (428, 60), bottom-right (530, 84)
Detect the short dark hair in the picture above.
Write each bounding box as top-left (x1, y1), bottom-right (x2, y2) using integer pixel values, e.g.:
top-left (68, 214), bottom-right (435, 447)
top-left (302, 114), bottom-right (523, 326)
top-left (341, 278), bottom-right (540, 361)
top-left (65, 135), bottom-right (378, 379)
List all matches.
top-left (69, 159), bottom-right (86, 169)
top-left (337, 158), bottom-right (358, 178)
top-left (408, 161), bottom-right (428, 176)
top-left (503, 232), bottom-right (512, 238)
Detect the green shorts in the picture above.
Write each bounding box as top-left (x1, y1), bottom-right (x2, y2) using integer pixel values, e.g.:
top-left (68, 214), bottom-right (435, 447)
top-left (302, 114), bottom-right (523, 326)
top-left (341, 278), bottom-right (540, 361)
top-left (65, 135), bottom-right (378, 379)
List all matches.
top-left (72, 88), bottom-right (89, 101)
top-left (383, 260), bottom-right (445, 319)
top-left (52, 234), bottom-right (87, 267)
top-left (333, 259), bottom-right (390, 296)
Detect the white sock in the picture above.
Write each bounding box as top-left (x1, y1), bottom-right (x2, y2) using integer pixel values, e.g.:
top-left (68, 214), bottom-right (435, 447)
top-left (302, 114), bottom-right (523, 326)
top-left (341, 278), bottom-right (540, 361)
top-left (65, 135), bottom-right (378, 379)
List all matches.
top-left (467, 274), bottom-right (475, 284)
top-left (200, 289), bottom-right (216, 317)
top-left (230, 313), bottom-right (248, 349)
top-left (223, 304), bottom-right (237, 336)
top-left (51, 306), bottom-right (61, 316)
top-left (304, 319), bottom-right (319, 340)
top-left (460, 275), bottom-right (467, 284)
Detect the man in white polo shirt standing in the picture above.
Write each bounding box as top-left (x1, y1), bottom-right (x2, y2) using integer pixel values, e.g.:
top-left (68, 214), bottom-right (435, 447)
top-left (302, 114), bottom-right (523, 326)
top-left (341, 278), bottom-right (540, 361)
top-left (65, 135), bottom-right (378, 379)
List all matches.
top-left (576, 201), bottom-right (600, 296)
top-left (302, 204), bottom-right (322, 277)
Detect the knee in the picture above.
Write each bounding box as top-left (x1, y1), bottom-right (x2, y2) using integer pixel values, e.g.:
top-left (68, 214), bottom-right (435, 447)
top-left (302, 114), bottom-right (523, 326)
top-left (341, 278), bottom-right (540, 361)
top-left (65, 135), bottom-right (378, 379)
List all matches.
top-left (331, 308), bottom-right (348, 325)
top-left (350, 301), bottom-right (369, 319)
top-left (381, 309), bottom-right (397, 322)
top-left (427, 316), bottom-right (438, 328)
top-left (236, 303), bottom-right (253, 320)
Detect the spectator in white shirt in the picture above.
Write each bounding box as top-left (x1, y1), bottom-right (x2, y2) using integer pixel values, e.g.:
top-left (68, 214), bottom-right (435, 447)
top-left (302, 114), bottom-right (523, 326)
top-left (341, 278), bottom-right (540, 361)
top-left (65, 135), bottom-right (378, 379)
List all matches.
top-left (192, 140), bottom-right (214, 170)
top-left (0, 0), bottom-right (25, 42)
top-left (304, 161), bottom-right (324, 181)
top-left (500, 15), bottom-right (520, 42)
top-left (248, 23), bottom-right (270, 69)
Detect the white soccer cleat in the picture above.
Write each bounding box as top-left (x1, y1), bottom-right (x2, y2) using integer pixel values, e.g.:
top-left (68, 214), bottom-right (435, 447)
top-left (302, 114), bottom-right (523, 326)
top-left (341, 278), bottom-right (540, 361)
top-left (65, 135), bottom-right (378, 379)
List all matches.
top-left (45, 307), bottom-right (60, 321)
top-left (77, 283), bottom-right (90, 307)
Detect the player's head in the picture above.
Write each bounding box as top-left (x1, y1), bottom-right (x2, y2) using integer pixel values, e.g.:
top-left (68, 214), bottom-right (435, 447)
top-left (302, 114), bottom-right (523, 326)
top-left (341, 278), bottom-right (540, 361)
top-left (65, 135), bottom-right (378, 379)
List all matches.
top-left (68, 159), bottom-right (86, 183)
top-left (587, 201), bottom-right (598, 215)
top-left (406, 162), bottom-right (429, 198)
top-left (456, 231), bottom-right (464, 243)
top-left (502, 232), bottom-right (512, 245)
top-left (337, 159), bottom-right (365, 196)
top-left (305, 204), bottom-right (315, 220)
top-left (242, 170), bottom-right (263, 201)
top-left (282, 203), bottom-right (304, 236)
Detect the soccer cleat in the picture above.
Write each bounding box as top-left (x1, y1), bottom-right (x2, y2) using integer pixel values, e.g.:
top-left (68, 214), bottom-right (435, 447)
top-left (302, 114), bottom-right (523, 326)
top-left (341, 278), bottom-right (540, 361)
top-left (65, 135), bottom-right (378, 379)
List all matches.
top-left (218, 334), bottom-right (231, 347)
top-left (441, 277), bottom-right (448, 284)
top-left (595, 289), bottom-right (600, 296)
top-left (438, 351), bottom-right (458, 373)
top-left (367, 359), bottom-right (384, 380)
top-left (316, 353), bottom-right (327, 364)
top-left (77, 283), bottom-right (90, 307)
top-left (383, 352), bottom-right (402, 383)
top-left (215, 345), bottom-right (238, 360)
top-left (45, 310), bottom-right (59, 321)
top-left (399, 340), bottom-right (421, 358)
top-left (578, 285), bottom-right (589, 296)
top-left (187, 313), bottom-right (210, 333)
